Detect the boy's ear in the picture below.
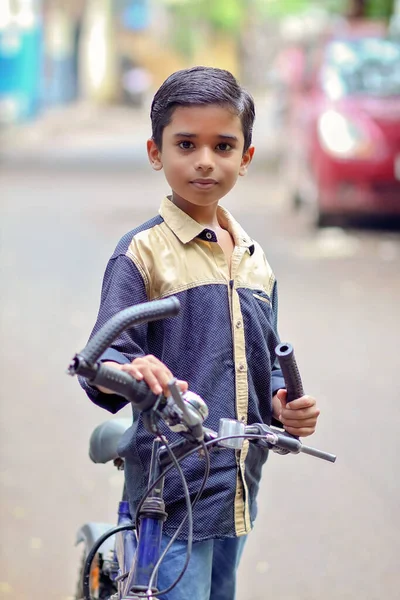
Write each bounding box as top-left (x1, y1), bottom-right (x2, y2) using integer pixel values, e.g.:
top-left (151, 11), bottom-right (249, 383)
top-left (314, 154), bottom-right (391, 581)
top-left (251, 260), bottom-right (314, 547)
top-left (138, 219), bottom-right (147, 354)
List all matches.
top-left (239, 145), bottom-right (255, 176)
top-left (147, 138), bottom-right (163, 171)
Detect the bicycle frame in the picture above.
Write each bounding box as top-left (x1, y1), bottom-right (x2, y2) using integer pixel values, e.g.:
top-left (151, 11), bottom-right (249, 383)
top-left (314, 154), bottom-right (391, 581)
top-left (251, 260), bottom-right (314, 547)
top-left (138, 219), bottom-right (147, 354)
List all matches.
top-left (82, 419), bottom-right (335, 599)
top-left (113, 438), bottom-right (168, 599)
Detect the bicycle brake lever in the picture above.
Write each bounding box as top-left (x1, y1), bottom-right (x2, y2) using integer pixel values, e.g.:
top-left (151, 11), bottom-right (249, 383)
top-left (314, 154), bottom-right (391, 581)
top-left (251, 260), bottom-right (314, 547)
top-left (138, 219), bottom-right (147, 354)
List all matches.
top-left (165, 380), bottom-right (207, 442)
top-left (246, 423), bottom-right (302, 454)
top-left (245, 423), bottom-right (276, 449)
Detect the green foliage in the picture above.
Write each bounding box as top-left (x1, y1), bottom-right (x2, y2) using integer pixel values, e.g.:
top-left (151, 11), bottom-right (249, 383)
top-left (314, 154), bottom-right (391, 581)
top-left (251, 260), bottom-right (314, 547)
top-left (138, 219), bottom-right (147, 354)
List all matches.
top-left (166, 0), bottom-right (245, 58)
top-left (167, 0), bottom-right (245, 34)
top-left (258, 0), bottom-right (318, 17)
top-left (165, 0), bottom-right (396, 58)
top-left (206, 0), bottom-right (244, 32)
top-left (258, 0), bottom-right (395, 18)
top-left (366, 0), bottom-right (395, 19)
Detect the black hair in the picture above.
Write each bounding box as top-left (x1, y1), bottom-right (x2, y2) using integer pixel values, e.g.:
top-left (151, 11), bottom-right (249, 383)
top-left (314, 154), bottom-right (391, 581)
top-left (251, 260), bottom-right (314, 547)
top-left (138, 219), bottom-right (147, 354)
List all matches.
top-left (150, 66), bottom-right (255, 153)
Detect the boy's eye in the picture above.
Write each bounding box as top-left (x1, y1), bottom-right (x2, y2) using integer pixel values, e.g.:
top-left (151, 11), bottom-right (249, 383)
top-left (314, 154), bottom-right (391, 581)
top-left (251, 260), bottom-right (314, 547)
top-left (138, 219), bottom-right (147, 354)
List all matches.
top-left (216, 143), bottom-right (232, 152)
top-left (178, 141), bottom-right (194, 150)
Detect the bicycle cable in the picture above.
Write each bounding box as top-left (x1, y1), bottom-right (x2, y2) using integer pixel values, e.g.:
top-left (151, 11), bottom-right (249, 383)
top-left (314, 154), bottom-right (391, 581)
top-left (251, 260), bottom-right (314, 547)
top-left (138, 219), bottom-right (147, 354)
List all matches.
top-left (135, 433), bottom-right (265, 533)
top-left (126, 425), bottom-right (192, 599)
top-left (84, 434), bottom-right (265, 600)
top-left (146, 434), bottom-right (211, 597)
top-left (82, 523), bottom-right (135, 600)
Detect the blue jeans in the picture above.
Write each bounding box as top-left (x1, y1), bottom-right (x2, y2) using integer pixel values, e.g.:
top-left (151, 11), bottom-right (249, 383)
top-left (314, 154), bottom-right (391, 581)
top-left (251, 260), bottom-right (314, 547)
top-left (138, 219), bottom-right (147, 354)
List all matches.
top-left (154, 534), bottom-right (247, 600)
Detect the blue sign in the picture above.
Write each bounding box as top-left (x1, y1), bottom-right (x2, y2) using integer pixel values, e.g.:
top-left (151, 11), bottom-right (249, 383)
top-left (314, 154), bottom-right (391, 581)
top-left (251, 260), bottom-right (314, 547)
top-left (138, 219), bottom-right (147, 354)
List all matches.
top-left (121, 0), bottom-right (150, 31)
top-left (0, 24), bottom-right (43, 122)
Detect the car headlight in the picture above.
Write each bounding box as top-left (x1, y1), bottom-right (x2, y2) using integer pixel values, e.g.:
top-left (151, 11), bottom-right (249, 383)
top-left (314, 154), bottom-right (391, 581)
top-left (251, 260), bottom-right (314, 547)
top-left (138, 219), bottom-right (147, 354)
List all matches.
top-left (317, 110), bottom-right (373, 159)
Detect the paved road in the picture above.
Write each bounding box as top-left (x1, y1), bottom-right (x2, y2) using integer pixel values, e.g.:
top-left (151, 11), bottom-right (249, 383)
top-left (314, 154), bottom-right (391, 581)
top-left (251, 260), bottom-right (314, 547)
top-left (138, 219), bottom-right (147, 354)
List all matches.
top-left (1, 111), bottom-right (399, 600)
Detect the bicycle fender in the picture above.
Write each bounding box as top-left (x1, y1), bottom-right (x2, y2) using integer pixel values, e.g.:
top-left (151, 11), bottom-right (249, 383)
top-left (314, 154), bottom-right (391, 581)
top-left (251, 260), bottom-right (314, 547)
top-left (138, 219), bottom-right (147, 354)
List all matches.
top-left (76, 522), bottom-right (116, 557)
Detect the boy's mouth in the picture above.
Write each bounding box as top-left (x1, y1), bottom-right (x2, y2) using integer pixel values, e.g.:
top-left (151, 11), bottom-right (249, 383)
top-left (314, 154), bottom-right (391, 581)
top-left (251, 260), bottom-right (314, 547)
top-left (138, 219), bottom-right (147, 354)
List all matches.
top-left (190, 179), bottom-right (218, 190)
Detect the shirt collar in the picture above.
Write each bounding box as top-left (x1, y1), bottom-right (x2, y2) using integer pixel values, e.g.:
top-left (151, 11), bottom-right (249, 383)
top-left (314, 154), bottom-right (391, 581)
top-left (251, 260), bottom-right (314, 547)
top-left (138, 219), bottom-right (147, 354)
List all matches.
top-left (159, 197), bottom-right (255, 254)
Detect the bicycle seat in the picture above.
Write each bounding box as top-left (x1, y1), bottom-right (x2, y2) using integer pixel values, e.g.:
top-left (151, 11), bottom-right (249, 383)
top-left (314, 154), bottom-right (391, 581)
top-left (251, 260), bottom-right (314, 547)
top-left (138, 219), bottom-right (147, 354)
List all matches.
top-left (89, 418), bottom-right (132, 464)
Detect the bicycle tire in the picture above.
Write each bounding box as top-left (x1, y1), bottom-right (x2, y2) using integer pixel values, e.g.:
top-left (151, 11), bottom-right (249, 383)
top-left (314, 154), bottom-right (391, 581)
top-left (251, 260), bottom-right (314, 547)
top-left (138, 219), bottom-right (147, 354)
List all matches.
top-left (75, 551), bottom-right (117, 600)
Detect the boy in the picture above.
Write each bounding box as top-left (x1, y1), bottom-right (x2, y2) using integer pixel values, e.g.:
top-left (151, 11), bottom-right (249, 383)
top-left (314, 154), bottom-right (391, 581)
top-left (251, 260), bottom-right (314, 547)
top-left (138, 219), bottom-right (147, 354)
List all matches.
top-left (80, 66), bottom-right (320, 600)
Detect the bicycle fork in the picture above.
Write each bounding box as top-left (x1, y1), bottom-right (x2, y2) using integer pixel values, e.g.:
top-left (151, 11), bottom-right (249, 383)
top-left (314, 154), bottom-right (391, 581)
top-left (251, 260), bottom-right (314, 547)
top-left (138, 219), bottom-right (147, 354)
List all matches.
top-left (121, 439), bottom-right (167, 598)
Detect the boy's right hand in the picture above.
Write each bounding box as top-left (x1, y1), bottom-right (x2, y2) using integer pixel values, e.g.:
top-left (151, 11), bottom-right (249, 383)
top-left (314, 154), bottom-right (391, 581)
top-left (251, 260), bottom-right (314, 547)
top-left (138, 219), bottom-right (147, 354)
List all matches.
top-left (97, 356), bottom-right (188, 397)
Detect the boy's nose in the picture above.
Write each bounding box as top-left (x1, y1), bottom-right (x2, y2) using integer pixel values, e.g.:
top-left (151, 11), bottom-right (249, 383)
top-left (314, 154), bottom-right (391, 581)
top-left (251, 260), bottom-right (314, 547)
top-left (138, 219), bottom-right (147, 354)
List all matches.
top-left (195, 148), bottom-right (215, 172)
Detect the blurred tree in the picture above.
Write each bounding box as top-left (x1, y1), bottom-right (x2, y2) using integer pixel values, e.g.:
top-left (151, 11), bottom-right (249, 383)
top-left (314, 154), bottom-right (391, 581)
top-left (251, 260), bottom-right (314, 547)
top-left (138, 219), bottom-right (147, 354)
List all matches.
top-left (344, 0), bottom-right (395, 19)
top-left (257, 0), bottom-right (317, 18)
top-left (165, 0), bottom-right (244, 57)
top-left (162, 0), bottom-right (247, 70)
top-left (261, 0), bottom-right (395, 19)
top-left (204, 0), bottom-right (244, 32)
top-left (367, 0), bottom-right (396, 19)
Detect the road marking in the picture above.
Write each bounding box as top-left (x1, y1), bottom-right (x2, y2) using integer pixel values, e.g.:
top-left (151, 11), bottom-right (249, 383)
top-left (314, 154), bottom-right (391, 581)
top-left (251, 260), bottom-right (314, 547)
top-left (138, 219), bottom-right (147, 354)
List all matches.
top-left (256, 561), bottom-right (270, 574)
top-left (12, 506), bottom-right (26, 519)
top-left (0, 471), bottom-right (15, 487)
top-left (30, 537), bottom-right (43, 550)
top-left (0, 582), bottom-right (13, 594)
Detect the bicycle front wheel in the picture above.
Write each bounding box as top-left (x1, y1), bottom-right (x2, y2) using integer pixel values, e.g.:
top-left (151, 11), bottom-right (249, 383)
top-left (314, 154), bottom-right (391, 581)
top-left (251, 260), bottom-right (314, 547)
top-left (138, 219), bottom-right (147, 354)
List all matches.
top-left (75, 551), bottom-right (117, 600)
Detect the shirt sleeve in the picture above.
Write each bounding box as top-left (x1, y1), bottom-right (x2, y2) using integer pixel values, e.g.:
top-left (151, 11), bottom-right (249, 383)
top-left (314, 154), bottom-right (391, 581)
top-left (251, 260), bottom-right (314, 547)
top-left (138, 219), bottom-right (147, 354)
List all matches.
top-left (78, 253), bottom-right (149, 414)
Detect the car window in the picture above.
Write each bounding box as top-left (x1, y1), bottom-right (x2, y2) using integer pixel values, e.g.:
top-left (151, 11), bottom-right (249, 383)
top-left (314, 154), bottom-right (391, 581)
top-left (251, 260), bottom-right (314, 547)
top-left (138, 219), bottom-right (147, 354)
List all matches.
top-left (320, 38), bottom-right (400, 98)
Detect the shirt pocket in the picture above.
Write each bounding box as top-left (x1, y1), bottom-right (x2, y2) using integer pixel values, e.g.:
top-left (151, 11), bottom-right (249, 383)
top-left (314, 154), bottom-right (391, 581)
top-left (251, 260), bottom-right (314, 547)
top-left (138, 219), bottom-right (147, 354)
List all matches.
top-left (252, 290), bottom-right (271, 307)
top-left (251, 290), bottom-right (273, 328)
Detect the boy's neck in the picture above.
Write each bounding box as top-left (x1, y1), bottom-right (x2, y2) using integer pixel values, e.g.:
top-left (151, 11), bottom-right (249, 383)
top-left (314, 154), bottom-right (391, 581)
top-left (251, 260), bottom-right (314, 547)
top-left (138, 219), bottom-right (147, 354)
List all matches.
top-left (171, 193), bottom-right (221, 229)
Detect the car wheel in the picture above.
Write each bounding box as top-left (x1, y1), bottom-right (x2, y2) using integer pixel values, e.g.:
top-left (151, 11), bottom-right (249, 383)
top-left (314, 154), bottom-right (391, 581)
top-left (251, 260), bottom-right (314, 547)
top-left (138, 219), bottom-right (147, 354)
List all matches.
top-left (314, 208), bottom-right (329, 227)
top-left (301, 189), bottom-right (331, 228)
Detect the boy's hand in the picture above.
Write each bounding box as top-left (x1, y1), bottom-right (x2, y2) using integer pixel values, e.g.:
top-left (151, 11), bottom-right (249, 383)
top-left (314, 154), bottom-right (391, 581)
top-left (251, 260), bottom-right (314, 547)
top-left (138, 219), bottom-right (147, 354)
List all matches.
top-left (272, 389), bottom-right (320, 437)
top-left (97, 356), bottom-right (188, 397)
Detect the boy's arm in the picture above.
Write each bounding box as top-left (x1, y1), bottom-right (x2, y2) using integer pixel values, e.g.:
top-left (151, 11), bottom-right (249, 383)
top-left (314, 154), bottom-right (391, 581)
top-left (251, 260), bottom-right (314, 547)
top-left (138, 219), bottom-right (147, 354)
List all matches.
top-left (78, 254), bottom-right (148, 414)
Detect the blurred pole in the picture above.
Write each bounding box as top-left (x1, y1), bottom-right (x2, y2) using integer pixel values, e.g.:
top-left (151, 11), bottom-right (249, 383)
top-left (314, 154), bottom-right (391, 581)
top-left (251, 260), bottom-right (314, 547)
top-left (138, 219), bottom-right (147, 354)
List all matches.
top-left (42, 2), bottom-right (77, 107)
top-left (78, 0), bottom-right (119, 104)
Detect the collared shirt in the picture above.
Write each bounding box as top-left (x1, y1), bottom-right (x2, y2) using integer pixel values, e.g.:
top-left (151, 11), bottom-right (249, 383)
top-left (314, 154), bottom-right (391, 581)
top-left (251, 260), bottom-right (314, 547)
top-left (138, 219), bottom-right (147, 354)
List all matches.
top-left (80, 197), bottom-right (285, 541)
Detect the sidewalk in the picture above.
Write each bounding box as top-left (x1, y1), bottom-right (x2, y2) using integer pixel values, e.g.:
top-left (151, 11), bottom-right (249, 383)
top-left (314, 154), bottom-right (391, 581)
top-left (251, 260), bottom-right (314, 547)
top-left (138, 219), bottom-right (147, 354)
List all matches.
top-left (0, 101), bottom-right (152, 169)
top-left (0, 93), bottom-right (280, 170)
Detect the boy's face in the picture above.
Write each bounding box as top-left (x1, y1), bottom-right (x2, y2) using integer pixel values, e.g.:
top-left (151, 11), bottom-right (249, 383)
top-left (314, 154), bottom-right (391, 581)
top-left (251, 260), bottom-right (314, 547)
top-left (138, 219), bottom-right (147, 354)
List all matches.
top-left (147, 105), bottom-right (254, 210)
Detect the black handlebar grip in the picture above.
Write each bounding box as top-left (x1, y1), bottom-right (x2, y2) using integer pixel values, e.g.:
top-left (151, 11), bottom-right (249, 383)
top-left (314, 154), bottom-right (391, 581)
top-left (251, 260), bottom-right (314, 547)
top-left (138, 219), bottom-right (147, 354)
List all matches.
top-left (275, 343), bottom-right (305, 404)
top-left (81, 297), bottom-right (180, 365)
top-left (90, 363), bottom-right (158, 411)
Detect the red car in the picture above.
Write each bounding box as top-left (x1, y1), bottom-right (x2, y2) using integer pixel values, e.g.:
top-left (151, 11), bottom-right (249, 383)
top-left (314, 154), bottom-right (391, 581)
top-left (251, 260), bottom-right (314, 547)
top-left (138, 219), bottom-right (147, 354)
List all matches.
top-left (283, 29), bottom-right (400, 226)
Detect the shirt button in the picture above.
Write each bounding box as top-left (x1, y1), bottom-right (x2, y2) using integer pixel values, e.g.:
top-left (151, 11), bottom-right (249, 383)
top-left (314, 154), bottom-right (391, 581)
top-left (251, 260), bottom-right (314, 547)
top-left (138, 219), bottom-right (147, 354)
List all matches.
top-left (235, 320), bottom-right (242, 329)
top-left (238, 363), bottom-right (245, 372)
top-left (205, 232), bottom-right (212, 240)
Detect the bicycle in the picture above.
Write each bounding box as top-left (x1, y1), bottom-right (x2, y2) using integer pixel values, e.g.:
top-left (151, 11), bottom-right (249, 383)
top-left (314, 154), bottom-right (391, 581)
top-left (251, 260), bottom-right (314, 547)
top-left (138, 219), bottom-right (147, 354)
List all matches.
top-left (67, 297), bottom-right (336, 600)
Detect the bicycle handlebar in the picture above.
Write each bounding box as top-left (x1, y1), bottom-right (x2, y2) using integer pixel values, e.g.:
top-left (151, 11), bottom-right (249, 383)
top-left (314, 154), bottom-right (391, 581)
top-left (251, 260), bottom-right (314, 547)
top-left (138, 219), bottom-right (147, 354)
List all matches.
top-left (89, 362), bottom-right (158, 411)
top-left (68, 297), bottom-right (336, 462)
top-left (79, 297), bottom-right (180, 365)
top-left (68, 298), bottom-right (180, 410)
top-left (274, 342), bottom-right (304, 450)
top-left (275, 343), bottom-right (304, 403)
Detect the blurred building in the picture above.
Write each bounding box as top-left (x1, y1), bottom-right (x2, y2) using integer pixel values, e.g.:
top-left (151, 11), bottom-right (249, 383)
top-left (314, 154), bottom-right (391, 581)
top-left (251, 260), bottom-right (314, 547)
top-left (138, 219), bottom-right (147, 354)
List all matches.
top-left (7, 0), bottom-right (397, 127)
top-left (42, 0), bottom-right (83, 107)
top-left (0, 0), bottom-right (43, 124)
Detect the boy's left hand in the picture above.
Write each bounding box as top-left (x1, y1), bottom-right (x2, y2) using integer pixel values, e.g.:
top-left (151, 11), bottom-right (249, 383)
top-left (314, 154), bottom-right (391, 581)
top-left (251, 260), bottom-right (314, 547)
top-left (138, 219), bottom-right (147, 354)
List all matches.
top-left (273, 389), bottom-right (320, 437)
